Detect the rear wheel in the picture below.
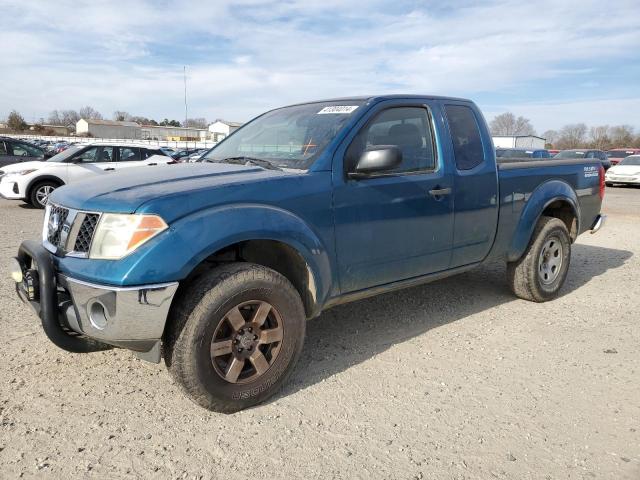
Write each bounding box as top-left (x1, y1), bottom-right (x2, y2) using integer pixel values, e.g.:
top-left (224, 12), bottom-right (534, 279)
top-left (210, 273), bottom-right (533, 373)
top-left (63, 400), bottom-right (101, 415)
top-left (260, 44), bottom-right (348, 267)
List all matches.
top-left (29, 180), bottom-right (60, 208)
top-left (164, 263), bottom-right (306, 413)
top-left (507, 216), bottom-right (571, 302)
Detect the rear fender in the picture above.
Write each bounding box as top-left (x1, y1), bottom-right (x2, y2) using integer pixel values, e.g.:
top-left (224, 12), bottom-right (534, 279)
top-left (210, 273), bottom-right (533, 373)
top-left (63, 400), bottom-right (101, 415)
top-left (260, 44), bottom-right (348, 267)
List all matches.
top-left (507, 180), bottom-right (579, 262)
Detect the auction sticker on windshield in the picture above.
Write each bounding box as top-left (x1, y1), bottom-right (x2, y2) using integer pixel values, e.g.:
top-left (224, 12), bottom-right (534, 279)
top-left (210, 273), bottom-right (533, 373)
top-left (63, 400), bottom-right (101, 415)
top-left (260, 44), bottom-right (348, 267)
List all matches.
top-left (317, 106), bottom-right (359, 114)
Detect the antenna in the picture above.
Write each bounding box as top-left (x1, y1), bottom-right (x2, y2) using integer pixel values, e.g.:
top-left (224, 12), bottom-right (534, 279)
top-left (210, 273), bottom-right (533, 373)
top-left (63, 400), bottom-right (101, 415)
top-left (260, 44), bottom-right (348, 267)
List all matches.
top-left (183, 66), bottom-right (188, 129)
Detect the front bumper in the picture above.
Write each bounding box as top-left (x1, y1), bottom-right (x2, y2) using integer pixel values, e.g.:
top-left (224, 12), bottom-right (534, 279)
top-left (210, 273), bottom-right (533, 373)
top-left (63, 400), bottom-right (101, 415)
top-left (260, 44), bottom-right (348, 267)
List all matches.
top-left (0, 177), bottom-right (23, 199)
top-left (14, 240), bottom-right (179, 363)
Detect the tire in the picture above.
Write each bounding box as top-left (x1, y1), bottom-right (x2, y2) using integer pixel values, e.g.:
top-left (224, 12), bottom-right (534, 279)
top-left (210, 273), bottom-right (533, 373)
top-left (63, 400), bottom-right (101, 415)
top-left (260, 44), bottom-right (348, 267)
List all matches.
top-left (507, 216), bottom-right (571, 302)
top-left (29, 180), bottom-right (60, 208)
top-left (164, 263), bottom-right (306, 413)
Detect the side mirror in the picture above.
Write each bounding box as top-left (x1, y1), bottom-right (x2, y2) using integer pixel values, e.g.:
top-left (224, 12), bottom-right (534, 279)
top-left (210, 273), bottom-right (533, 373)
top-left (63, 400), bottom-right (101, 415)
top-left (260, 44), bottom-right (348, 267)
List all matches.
top-left (348, 146), bottom-right (402, 179)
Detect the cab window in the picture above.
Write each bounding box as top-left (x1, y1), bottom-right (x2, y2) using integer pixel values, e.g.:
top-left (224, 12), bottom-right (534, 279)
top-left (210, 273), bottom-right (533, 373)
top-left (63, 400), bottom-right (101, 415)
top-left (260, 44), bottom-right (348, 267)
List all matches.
top-left (445, 104), bottom-right (485, 171)
top-left (345, 106), bottom-right (436, 174)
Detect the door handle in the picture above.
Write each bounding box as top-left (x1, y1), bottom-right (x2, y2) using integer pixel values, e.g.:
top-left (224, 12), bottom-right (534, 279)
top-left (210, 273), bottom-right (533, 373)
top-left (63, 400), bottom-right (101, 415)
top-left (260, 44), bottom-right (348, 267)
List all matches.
top-left (104, 167), bottom-right (115, 171)
top-left (428, 187), bottom-right (452, 197)
top-left (147, 163), bottom-right (157, 166)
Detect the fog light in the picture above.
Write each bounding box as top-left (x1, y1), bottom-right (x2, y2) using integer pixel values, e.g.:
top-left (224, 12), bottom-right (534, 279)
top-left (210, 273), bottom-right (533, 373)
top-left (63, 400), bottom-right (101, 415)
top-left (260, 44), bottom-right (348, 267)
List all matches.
top-left (23, 269), bottom-right (39, 301)
top-left (10, 258), bottom-right (23, 283)
top-left (88, 301), bottom-right (108, 330)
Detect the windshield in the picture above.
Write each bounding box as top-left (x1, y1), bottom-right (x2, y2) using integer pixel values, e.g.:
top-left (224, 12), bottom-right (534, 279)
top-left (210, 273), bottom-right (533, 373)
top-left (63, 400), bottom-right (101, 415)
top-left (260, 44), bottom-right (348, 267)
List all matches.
top-left (203, 101), bottom-right (365, 170)
top-left (554, 150), bottom-right (587, 159)
top-left (46, 145), bottom-right (83, 162)
top-left (619, 156), bottom-right (640, 166)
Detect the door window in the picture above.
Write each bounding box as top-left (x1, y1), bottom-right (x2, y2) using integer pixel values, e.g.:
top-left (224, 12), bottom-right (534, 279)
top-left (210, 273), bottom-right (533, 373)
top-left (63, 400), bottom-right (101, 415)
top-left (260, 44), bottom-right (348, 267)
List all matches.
top-left (118, 147), bottom-right (141, 161)
top-left (0, 142), bottom-right (7, 156)
top-left (12, 142), bottom-right (43, 157)
top-left (74, 146), bottom-right (112, 163)
top-left (444, 105), bottom-right (485, 170)
top-left (346, 107), bottom-right (436, 174)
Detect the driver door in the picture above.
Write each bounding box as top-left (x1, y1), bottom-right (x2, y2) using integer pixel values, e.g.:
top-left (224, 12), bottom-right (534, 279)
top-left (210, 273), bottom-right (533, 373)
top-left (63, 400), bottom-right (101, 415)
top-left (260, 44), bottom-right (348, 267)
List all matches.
top-left (66, 146), bottom-right (116, 183)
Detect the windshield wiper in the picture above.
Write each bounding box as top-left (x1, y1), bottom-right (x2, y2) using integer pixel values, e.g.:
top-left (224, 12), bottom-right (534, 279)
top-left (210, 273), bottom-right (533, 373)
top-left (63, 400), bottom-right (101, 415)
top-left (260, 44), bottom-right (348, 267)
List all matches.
top-left (207, 156), bottom-right (282, 171)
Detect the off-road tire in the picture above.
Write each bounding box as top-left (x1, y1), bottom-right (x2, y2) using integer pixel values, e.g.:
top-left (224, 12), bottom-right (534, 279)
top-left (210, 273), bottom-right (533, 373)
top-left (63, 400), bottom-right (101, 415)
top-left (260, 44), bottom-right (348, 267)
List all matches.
top-left (164, 263), bottom-right (306, 413)
top-left (507, 216), bottom-right (571, 302)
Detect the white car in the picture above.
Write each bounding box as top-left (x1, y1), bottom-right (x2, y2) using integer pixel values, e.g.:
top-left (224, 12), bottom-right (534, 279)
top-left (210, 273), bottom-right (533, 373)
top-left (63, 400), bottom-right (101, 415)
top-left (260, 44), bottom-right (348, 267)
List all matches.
top-left (0, 142), bottom-right (174, 208)
top-left (605, 155), bottom-right (640, 187)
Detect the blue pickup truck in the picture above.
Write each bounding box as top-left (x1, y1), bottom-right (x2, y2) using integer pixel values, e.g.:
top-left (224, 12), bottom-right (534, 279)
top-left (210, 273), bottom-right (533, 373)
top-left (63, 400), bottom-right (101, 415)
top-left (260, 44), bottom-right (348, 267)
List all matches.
top-left (11, 95), bottom-right (606, 412)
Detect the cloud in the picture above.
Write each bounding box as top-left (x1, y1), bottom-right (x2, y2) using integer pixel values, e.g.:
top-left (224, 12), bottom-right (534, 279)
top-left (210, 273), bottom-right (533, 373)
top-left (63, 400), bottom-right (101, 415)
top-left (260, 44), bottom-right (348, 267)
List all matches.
top-left (1, 0), bottom-right (639, 129)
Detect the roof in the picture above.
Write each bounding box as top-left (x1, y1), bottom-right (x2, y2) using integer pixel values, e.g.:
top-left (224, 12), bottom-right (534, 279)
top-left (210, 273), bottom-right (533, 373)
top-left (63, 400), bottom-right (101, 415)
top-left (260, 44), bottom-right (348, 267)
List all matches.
top-left (83, 141), bottom-right (164, 149)
top-left (141, 124), bottom-right (208, 132)
top-left (79, 119), bottom-right (140, 127)
top-left (492, 135), bottom-right (546, 140)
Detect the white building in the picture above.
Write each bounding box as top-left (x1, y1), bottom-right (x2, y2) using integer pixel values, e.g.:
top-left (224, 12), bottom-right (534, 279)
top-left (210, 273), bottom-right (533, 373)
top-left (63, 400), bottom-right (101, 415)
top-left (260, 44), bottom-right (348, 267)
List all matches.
top-left (76, 119), bottom-right (141, 139)
top-left (209, 120), bottom-right (243, 142)
top-left (492, 135), bottom-right (546, 149)
top-left (141, 125), bottom-right (208, 141)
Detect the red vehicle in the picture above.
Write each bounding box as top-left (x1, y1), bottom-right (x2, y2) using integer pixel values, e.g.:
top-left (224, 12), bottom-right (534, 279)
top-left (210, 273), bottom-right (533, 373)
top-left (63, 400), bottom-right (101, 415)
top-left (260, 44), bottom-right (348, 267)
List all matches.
top-left (607, 148), bottom-right (640, 165)
top-left (548, 149), bottom-right (560, 156)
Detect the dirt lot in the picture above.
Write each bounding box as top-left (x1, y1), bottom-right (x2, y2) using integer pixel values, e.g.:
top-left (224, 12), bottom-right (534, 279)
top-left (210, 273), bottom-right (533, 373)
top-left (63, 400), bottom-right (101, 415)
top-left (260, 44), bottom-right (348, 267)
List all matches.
top-left (0, 188), bottom-right (639, 479)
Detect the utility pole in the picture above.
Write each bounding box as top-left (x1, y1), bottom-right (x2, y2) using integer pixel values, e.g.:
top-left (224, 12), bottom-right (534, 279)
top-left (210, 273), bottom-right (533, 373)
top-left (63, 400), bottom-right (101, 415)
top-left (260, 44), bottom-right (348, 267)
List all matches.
top-left (183, 66), bottom-right (188, 129)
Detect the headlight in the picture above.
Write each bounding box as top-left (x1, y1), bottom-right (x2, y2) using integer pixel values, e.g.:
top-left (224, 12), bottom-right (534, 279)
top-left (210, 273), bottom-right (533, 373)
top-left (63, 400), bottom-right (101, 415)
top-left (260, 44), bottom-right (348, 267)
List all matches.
top-left (89, 213), bottom-right (168, 259)
top-left (14, 169), bottom-right (38, 176)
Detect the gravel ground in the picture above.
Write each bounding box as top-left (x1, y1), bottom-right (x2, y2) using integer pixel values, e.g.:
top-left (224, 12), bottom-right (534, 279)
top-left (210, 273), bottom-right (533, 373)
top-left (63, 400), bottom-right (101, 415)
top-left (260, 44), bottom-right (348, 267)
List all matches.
top-left (0, 188), bottom-right (639, 479)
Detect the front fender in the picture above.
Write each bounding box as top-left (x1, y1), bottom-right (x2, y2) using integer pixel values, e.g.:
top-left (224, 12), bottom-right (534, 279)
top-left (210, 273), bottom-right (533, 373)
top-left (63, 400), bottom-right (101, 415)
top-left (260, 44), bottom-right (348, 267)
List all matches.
top-left (507, 180), bottom-right (580, 262)
top-left (56, 204), bottom-right (333, 311)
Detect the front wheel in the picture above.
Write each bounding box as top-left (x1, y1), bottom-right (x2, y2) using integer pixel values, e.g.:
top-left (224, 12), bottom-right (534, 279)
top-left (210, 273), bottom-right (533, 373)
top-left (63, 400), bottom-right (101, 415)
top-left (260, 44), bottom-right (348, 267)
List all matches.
top-left (507, 216), bottom-right (571, 302)
top-left (29, 180), bottom-right (60, 208)
top-left (164, 263), bottom-right (306, 413)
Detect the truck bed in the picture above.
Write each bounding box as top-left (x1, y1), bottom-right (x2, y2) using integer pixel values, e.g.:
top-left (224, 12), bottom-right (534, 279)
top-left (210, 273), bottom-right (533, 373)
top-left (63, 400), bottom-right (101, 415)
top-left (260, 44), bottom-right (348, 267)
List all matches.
top-left (490, 157), bottom-right (603, 262)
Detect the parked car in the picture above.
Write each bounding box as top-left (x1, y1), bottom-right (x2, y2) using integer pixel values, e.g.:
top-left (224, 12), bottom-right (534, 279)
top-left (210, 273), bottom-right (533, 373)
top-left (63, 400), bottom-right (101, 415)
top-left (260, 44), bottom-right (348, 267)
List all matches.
top-left (171, 148), bottom-right (199, 161)
top-left (0, 136), bottom-right (47, 168)
top-left (11, 94), bottom-right (605, 412)
top-left (605, 155), bottom-right (640, 186)
top-left (495, 148), bottom-right (550, 159)
top-left (186, 148), bottom-right (210, 162)
top-left (554, 149), bottom-right (611, 170)
top-left (0, 142), bottom-right (173, 208)
top-left (160, 147), bottom-right (176, 157)
top-left (606, 148), bottom-right (640, 165)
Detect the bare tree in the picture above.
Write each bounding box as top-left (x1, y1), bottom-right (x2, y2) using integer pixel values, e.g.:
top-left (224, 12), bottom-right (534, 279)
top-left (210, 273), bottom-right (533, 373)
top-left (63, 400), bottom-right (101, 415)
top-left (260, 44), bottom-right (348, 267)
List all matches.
top-left (113, 111), bottom-right (132, 122)
top-left (556, 123), bottom-right (588, 149)
top-left (48, 110), bottom-right (62, 125)
top-left (79, 106), bottom-right (103, 120)
top-left (490, 112), bottom-right (536, 136)
top-left (542, 129), bottom-right (559, 147)
top-left (184, 117), bottom-right (208, 129)
top-left (609, 125), bottom-right (634, 147)
top-left (589, 125), bottom-right (610, 150)
top-left (61, 110), bottom-right (80, 125)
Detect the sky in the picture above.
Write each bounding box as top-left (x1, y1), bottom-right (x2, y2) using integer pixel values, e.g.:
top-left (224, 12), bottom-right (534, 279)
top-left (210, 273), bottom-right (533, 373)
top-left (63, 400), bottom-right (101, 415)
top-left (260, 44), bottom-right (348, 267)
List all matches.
top-left (1, 0), bottom-right (639, 133)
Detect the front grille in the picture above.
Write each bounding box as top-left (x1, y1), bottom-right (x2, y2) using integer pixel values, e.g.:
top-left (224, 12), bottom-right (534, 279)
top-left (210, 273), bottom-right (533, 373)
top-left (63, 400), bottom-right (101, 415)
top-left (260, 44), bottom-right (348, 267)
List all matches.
top-left (44, 204), bottom-right (100, 257)
top-left (47, 204), bottom-right (70, 248)
top-left (73, 214), bottom-right (99, 253)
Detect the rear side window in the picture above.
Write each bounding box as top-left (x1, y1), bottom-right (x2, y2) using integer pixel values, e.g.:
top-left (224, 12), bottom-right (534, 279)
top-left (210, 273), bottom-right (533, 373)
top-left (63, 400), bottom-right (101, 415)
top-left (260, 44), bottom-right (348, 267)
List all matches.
top-left (445, 105), bottom-right (484, 170)
top-left (118, 147), bottom-right (141, 161)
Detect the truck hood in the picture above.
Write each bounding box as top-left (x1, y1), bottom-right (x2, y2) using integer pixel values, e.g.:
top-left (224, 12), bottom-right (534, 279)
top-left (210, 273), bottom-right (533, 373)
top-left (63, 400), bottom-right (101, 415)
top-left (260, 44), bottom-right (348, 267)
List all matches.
top-left (49, 162), bottom-right (297, 215)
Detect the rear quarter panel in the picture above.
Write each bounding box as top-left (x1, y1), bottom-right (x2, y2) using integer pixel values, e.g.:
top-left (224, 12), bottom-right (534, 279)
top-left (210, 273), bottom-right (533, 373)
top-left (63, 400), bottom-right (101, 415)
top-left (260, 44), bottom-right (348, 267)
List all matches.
top-left (491, 159), bottom-right (602, 262)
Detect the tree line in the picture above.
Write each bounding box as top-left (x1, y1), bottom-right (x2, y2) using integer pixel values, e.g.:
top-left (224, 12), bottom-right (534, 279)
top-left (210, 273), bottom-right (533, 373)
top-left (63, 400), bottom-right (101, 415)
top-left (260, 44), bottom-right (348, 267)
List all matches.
top-left (490, 112), bottom-right (640, 149)
top-left (2, 107), bottom-right (209, 132)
